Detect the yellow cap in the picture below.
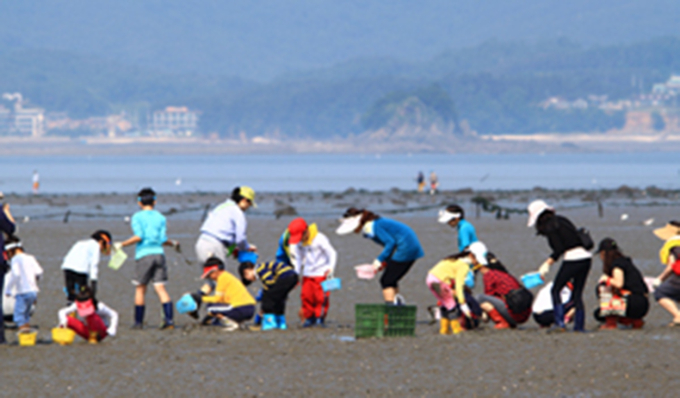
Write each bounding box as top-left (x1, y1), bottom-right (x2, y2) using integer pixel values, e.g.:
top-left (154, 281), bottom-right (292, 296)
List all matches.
top-left (239, 186), bottom-right (257, 208)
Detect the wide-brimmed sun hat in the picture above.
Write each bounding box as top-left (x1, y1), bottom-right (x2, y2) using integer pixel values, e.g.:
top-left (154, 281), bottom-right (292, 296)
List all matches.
top-left (653, 221), bottom-right (680, 241)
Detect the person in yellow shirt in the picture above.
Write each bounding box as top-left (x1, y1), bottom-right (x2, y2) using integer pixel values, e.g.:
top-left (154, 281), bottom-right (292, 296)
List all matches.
top-left (426, 241), bottom-right (487, 334)
top-left (198, 257), bottom-right (256, 331)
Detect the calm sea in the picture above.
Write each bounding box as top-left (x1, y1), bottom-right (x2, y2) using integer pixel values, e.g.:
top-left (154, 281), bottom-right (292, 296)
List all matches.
top-left (0, 152), bottom-right (678, 194)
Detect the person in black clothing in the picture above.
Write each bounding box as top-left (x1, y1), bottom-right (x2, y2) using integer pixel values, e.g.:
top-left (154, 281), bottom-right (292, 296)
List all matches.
top-left (0, 198), bottom-right (17, 344)
top-left (528, 200), bottom-right (591, 332)
top-left (594, 238), bottom-right (649, 329)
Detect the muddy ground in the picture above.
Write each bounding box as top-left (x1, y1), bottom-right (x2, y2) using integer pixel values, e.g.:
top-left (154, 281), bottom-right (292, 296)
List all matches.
top-left (1, 192), bottom-right (680, 397)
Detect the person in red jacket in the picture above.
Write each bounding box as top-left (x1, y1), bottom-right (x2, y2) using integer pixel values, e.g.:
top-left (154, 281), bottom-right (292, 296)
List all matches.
top-left (477, 253), bottom-right (531, 329)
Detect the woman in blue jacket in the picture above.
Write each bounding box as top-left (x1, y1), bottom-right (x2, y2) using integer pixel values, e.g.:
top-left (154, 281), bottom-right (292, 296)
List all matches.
top-left (337, 208), bottom-right (424, 304)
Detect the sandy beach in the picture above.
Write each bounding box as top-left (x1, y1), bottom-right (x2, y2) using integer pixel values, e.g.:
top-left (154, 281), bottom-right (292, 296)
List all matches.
top-left (1, 190), bottom-right (680, 396)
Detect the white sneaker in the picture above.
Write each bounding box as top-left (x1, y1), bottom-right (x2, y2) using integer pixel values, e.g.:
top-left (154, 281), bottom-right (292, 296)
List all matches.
top-left (393, 294), bottom-right (406, 305)
top-left (219, 318), bottom-right (239, 332)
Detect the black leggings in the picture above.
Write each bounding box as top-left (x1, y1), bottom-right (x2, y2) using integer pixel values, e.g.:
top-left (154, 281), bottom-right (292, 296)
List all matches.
top-left (261, 273), bottom-right (298, 315)
top-left (380, 259), bottom-right (415, 289)
top-left (552, 258), bottom-right (591, 329)
top-left (64, 270), bottom-right (89, 303)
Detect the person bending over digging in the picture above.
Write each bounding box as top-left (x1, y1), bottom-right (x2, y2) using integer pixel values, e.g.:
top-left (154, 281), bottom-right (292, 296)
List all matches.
top-left (239, 258), bottom-right (298, 331)
top-left (337, 208), bottom-right (423, 305)
top-left (197, 257), bottom-right (256, 331)
top-left (57, 286), bottom-right (119, 343)
top-left (426, 242), bottom-right (486, 334)
top-left (118, 187), bottom-right (180, 330)
top-left (61, 230), bottom-right (112, 304)
top-left (477, 253), bottom-right (532, 329)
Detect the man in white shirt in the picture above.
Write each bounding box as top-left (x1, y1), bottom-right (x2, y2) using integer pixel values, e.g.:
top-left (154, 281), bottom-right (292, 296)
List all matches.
top-left (4, 237), bottom-right (43, 331)
top-left (287, 218), bottom-right (337, 327)
top-left (61, 230), bottom-right (112, 303)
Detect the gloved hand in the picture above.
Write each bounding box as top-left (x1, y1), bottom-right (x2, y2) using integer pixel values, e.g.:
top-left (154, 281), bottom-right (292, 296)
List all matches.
top-left (113, 242), bottom-right (123, 251)
top-left (459, 303), bottom-right (472, 319)
top-left (653, 277), bottom-right (663, 288)
top-left (538, 261), bottom-right (551, 278)
top-left (171, 240), bottom-right (181, 253)
top-left (372, 259), bottom-right (385, 272)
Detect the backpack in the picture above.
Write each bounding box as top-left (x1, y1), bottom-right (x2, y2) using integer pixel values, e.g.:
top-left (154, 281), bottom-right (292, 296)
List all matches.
top-left (505, 287), bottom-right (534, 314)
top-left (577, 227), bottom-right (594, 250)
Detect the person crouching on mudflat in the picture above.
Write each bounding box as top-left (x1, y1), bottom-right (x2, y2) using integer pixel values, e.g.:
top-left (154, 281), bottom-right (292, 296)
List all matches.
top-left (61, 230), bottom-right (112, 304)
top-left (57, 286), bottom-right (119, 343)
top-left (118, 187), bottom-right (180, 330)
top-left (198, 257), bottom-right (256, 331)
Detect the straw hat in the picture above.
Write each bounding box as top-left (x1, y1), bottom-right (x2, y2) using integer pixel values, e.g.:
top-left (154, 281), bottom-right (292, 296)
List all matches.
top-left (653, 221), bottom-right (680, 241)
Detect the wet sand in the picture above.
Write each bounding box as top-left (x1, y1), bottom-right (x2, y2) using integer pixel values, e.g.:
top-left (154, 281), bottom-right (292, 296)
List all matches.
top-left (2, 192), bottom-right (680, 397)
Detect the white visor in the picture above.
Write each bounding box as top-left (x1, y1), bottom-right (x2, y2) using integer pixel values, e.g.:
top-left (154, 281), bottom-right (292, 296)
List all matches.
top-left (4, 242), bottom-right (21, 251)
top-left (437, 209), bottom-right (461, 224)
top-left (336, 215), bottom-right (362, 235)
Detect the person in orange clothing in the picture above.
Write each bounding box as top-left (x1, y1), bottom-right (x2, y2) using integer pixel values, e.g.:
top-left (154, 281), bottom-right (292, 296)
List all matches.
top-left (197, 257), bottom-right (256, 331)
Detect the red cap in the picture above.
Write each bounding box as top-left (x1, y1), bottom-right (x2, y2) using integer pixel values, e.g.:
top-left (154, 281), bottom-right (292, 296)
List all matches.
top-left (201, 264), bottom-right (220, 279)
top-left (288, 218), bottom-right (308, 244)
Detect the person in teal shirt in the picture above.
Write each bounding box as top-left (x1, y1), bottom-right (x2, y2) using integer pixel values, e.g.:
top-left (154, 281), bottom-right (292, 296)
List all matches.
top-left (118, 188), bottom-right (180, 330)
top-left (438, 204), bottom-right (478, 252)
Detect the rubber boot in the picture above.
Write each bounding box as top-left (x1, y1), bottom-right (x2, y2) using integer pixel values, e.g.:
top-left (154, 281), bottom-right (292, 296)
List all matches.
top-left (439, 318), bottom-right (451, 335)
top-left (261, 314), bottom-right (277, 331)
top-left (450, 319), bottom-right (464, 334)
top-left (302, 316), bottom-right (316, 328)
top-left (620, 317), bottom-right (644, 329)
top-left (574, 308), bottom-right (586, 332)
top-left (276, 315), bottom-right (288, 330)
top-left (487, 309), bottom-right (511, 330)
top-left (600, 316), bottom-right (618, 330)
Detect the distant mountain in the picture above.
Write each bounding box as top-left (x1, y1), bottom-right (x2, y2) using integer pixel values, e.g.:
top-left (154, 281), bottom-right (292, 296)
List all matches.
top-left (1, 0), bottom-right (679, 80)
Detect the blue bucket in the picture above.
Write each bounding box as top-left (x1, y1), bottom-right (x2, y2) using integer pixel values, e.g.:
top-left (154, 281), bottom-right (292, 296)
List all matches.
top-left (176, 293), bottom-right (198, 314)
top-left (238, 251), bottom-right (259, 264)
top-left (521, 272), bottom-right (545, 289)
top-left (321, 277), bottom-right (342, 292)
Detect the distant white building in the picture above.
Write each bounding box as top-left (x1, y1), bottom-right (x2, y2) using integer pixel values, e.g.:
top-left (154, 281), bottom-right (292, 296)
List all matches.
top-left (150, 106), bottom-right (199, 136)
top-left (1, 93), bottom-right (45, 137)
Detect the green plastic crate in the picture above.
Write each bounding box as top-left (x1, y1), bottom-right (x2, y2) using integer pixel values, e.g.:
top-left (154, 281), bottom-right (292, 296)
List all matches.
top-left (355, 304), bottom-right (417, 338)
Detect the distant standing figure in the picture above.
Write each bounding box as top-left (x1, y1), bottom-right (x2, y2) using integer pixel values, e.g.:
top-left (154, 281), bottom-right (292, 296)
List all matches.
top-left (429, 171), bottom-right (439, 195)
top-left (32, 170), bottom-right (39, 195)
top-left (417, 172), bottom-right (425, 193)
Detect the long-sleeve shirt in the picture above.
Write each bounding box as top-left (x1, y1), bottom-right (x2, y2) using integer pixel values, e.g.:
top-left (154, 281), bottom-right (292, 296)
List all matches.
top-left (289, 225), bottom-right (337, 277)
top-left (428, 259), bottom-right (471, 304)
top-left (363, 218), bottom-right (424, 263)
top-left (256, 261), bottom-right (296, 290)
top-left (457, 219), bottom-right (478, 252)
top-left (542, 215), bottom-right (584, 262)
top-left (202, 271), bottom-right (256, 307)
top-left (200, 199), bottom-right (250, 251)
top-left (58, 301), bottom-right (119, 336)
top-left (6, 253), bottom-right (43, 295)
top-left (482, 269), bottom-right (521, 299)
top-left (61, 239), bottom-right (101, 280)
top-left (0, 211), bottom-right (16, 269)
top-left (131, 209), bottom-right (167, 260)
top-left (275, 228), bottom-right (292, 265)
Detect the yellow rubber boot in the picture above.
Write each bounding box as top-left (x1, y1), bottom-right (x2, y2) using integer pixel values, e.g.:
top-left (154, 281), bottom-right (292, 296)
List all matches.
top-left (88, 331), bottom-right (99, 344)
top-left (439, 318), bottom-right (451, 335)
top-left (450, 319), bottom-right (463, 334)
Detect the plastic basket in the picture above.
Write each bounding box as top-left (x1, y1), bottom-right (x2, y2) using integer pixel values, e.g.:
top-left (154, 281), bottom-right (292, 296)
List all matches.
top-left (52, 327), bottom-right (76, 345)
top-left (321, 277), bottom-right (342, 292)
top-left (108, 247), bottom-right (128, 270)
top-left (355, 304), bottom-right (417, 338)
top-left (18, 330), bottom-right (38, 346)
top-left (354, 264), bottom-right (376, 280)
top-left (521, 272), bottom-right (544, 289)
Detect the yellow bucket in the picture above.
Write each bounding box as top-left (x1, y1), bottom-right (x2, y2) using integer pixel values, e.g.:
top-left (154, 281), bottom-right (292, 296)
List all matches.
top-left (52, 327), bottom-right (76, 345)
top-left (18, 330), bottom-right (38, 346)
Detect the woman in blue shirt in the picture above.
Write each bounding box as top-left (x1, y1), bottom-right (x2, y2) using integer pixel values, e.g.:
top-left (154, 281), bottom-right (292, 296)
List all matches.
top-left (337, 208), bottom-right (424, 304)
top-left (438, 204), bottom-right (478, 252)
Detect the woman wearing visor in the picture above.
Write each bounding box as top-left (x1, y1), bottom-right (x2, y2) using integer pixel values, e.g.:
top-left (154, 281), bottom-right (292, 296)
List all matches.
top-left (336, 208), bottom-right (424, 304)
top-left (438, 204), bottom-right (478, 252)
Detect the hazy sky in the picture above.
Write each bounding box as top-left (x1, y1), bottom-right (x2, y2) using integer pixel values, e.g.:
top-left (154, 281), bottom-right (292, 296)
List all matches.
top-left (1, 0), bottom-right (678, 80)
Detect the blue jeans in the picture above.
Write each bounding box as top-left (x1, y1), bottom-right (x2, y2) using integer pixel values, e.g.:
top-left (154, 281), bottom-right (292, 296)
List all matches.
top-left (14, 292), bottom-right (37, 326)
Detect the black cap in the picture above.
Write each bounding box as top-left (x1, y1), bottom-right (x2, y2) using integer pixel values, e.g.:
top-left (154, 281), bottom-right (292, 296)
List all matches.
top-left (596, 237), bottom-right (618, 253)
